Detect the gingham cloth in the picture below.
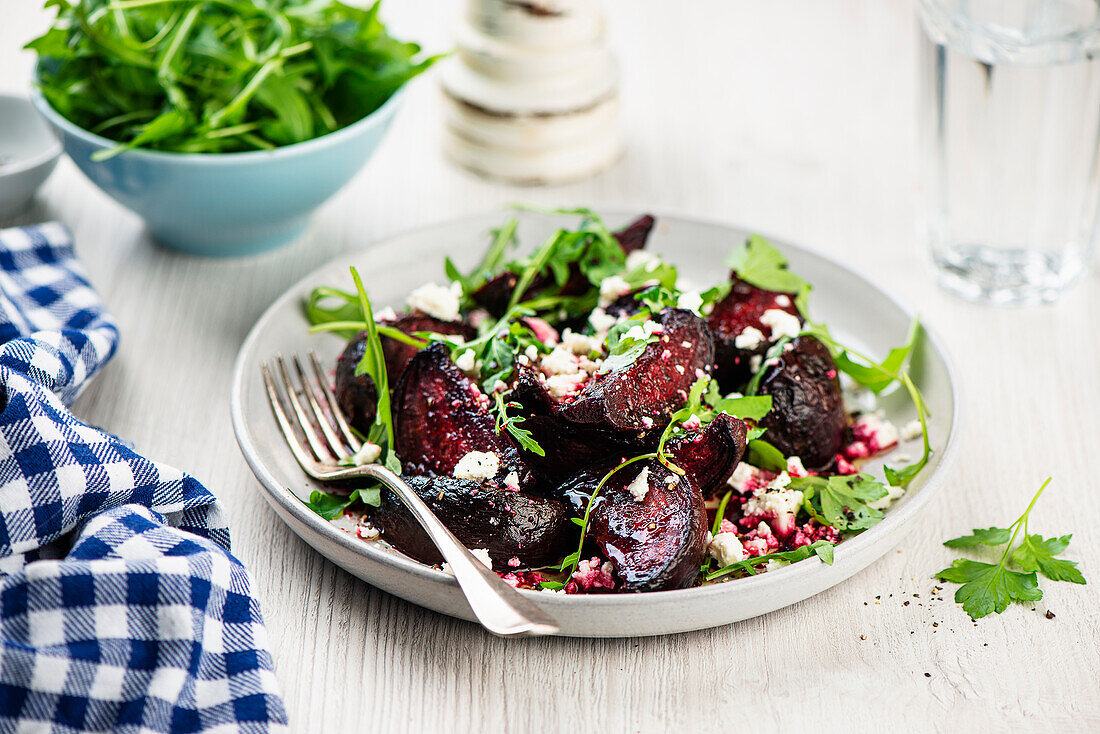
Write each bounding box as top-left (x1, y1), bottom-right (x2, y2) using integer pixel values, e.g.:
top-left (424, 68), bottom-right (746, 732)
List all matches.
top-left (0, 224), bottom-right (287, 733)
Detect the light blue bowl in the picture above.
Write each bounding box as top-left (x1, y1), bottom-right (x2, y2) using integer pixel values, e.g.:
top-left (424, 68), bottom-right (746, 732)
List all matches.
top-left (30, 85), bottom-right (404, 257)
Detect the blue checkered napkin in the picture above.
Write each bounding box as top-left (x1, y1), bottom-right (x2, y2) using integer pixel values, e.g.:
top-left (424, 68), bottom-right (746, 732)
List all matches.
top-left (0, 224), bottom-right (287, 732)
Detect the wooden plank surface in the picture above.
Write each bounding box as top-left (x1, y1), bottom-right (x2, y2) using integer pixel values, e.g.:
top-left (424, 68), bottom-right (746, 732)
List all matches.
top-left (2, 1), bottom-right (1099, 731)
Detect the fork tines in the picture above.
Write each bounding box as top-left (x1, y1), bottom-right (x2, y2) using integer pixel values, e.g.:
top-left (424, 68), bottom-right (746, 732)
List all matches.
top-left (262, 351), bottom-right (362, 474)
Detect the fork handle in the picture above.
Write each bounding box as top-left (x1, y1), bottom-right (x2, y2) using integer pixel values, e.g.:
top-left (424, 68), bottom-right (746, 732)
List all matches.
top-left (362, 466), bottom-right (560, 637)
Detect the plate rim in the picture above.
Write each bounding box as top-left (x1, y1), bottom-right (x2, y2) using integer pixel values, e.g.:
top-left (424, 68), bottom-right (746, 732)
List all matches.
top-left (230, 207), bottom-right (962, 609)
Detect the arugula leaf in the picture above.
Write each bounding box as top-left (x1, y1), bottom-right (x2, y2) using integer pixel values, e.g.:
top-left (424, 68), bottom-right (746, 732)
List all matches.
top-left (493, 392), bottom-right (545, 457)
top-left (745, 438), bottom-right (787, 472)
top-left (445, 218), bottom-right (518, 300)
top-left (936, 478), bottom-right (1086, 620)
top-left (706, 540), bottom-right (835, 581)
top-left (349, 268), bottom-right (400, 474)
top-left (793, 473), bottom-right (888, 531)
top-left (600, 315), bottom-right (659, 374)
top-left (304, 489), bottom-right (360, 520)
top-left (725, 235), bottom-right (812, 313)
top-left (30, 0), bottom-right (437, 155)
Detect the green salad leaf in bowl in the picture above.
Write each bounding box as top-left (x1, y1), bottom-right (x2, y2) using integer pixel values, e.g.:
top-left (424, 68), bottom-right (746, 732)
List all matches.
top-left (28, 0), bottom-right (439, 159)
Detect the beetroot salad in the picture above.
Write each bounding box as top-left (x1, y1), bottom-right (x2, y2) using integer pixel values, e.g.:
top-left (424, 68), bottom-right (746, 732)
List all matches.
top-left (305, 209), bottom-right (931, 594)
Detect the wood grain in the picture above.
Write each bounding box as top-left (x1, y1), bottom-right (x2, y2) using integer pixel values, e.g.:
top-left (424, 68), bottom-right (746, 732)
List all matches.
top-left (3, 1), bottom-right (1099, 731)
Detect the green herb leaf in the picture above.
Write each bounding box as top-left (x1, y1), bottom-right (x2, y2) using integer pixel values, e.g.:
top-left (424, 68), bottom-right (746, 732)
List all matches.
top-left (745, 438), bottom-right (787, 472)
top-left (493, 392), bottom-right (545, 457)
top-left (793, 474), bottom-right (888, 531)
top-left (30, 0), bottom-right (436, 154)
top-left (936, 478), bottom-right (1086, 620)
top-left (304, 488), bottom-right (360, 520)
top-left (706, 540), bottom-right (835, 581)
top-left (1011, 534), bottom-right (1086, 585)
top-left (943, 527), bottom-right (1013, 548)
top-left (724, 235), bottom-right (812, 311)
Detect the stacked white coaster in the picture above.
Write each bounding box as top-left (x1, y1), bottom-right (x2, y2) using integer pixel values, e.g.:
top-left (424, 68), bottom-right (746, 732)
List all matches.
top-left (441, 0), bottom-right (623, 185)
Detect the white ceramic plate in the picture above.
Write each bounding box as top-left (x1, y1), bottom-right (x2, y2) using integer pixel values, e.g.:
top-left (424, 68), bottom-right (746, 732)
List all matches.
top-left (230, 210), bottom-right (960, 638)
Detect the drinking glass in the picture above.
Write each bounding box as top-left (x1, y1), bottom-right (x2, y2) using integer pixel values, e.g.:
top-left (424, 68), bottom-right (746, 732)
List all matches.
top-left (917, 0), bottom-right (1100, 304)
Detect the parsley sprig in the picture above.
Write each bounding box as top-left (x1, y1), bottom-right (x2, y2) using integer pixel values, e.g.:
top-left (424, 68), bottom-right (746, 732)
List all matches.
top-left (936, 478), bottom-right (1086, 620)
top-left (792, 474), bottom-right (889, 531)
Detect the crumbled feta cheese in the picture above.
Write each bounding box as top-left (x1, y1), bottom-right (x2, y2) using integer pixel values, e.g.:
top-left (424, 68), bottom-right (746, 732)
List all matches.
top-left (572, 557), bottom-right (616, 591)
top-left (626, 467), bottom-right (650, 502)
top-left (850, 412), bottom-right (900, 453)
top-left (524, 344), bottom-right (539, 362)
top-left (470, 548), bottom-right (493, 569)
top-left (868, 483), bottom-right (906, 510)
top-left (507, 556), bottom-right (521, 568)
top-left (622, 319), bottom-right (662, 343)
top-left (677, 291), bottom-right (704, 314)
top-left (725, 391), bottom-right (744, 400)
top-left (900, 419), bottom-right (924, 442)
top-left (786, 456), bottom-right (808, 478)
top-left (641, 416), bottom-right (654, 430)
top-left (749, 355), bottom-right (763, 373)
top-left (545, 372), bottom-right (587, 398)
top-left (407, 281), bottom-right (461, 321)
top-left (681, 414), bottom-right (702, 431)
top-left (541, 346), bottom-right (581, 376)
top-left (453, 451), bottom-right (500, 481)
top-left (734, 326), bottom-right (765, 350)
top-left (503, 471), bottom-right (520, 491)
top-left (374, 306), bottom-right (397, 322)
top-left (349, 441), bottom-right (382, 466)
top-left (491, 380), bottom-right (508, 393)
top-left (708, 533), bottom-right (747, 567)
top-left (454, 349), bottom-right (476, 373)
top-left (744, 487), bottom-right (804, 518)
top-left (598, 275), bottom-right (632, 306)
top-left (561, 329), bottom-right (602, 357)
top-left (774, 295), bottom-right (792, 307)
top-left (768, 471), bottom-right (792, 490)
top-left (625, 250), bottom-right (660, 271)
top-left (588, 307), bottom-right (620, 337)
top-left (764, 559), bottom-right (789, 572)
top-left (760, 308), bottom-right (801, 339)
top-left (729, 462), bottom-right (765, 492)
top-left (356, 522), bottom-right (380, 541)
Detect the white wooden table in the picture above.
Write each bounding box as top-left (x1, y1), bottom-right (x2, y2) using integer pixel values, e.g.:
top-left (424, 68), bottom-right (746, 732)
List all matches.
top-left (3, 1), bottom-right (1099, 731)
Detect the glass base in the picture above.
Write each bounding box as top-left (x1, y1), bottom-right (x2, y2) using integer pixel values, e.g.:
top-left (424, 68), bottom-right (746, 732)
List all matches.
top-left (932, 244), bottom-right (1086, 305)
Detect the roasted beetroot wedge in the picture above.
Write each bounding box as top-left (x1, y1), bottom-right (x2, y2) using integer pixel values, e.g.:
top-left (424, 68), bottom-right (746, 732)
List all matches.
top-left (372, 475), bottom-right (574, 570)
top-left (392, 343), bottom-right (533, 487)
top-left (509, 367), bottom-right (654, 487)
top-left (382, 314), bottom-right (476, 381)
top-left (707, 276), bottom-right (803, 390)
top-left (561, 308), bottom-right (714, 431)
top-left (664, 413), bottom-right (749, 498)
top-left (334, 316), bottom-right (475, 435)
top-left (613, 214), bottom-right (656, 255)
top-left (559, 458), bottom-right (707, 591)
top-left (757, 336), bottom-right (847, 471)
top-left (334, 337), bottom-right (379, 435)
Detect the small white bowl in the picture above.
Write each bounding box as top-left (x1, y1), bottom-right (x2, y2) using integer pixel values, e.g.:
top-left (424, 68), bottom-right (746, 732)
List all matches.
top-left (0, 93), bottom-right (61, 218)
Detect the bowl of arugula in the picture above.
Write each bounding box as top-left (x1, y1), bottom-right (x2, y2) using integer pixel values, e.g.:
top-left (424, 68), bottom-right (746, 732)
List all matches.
top-left (27, 0), bottom-right (437, 257)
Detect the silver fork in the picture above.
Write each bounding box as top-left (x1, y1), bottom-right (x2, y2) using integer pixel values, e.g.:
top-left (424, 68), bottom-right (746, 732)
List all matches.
top-left (261, 350), bottom-right (559, 638)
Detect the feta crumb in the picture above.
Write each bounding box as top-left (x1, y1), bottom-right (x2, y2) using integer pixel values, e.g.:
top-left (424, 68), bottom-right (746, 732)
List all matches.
top-left (744, 487), bottom-right (804, 518)
top-left (900, 419), bottom-right (924, 442)
top-left (507, 556), bottom-right (521, 568)
top-left (503, 471), bottom-right (520, 491)
top-left (524, 344), bottom-right (539, 362)
top-left (545, 372), bottom-right (587, 398)
top-left (541, 346), bottom-right (581, 376)
top-left (356, 522), bottom-right (380, 541)
top-left (708, 532), bottom-right (747, 567)
top-left (725, 391), bottom-right (744, 400)
top-left (764, 559), bottom-right (789, 572)
top-left (598, 275), bottom-right (632, 306)
top-left (374, 306), bottom-right (397, 322)
top-left (470, 548), bottom-right (493, 569)
top-left (561, 329), bottom-right (602, 356)
top-left (641, 416), bottom-right (654, 430)
top-left (728, 462), bottom-right (764, 492)
top-left (749, 355), bottom-right (763, 373)
top-left (626, 467), bottom-right (650, 502)
top-left (774, 295), bottom-right (792, 307)
top-left (349, 441), bottom-right (382, 466)
top-left (491, 380), bottom-right (508, 393)
top-left (588, 307), bottom-right (620, 337)
top-left (454, 349), bottom-right (476, 373)
top-left (625, 250), bottom-right (660, 271)
top-left (868, 484), bottom-right (906, 511)
top-left (677, 291), bottom-right (703, 314)
top-left (760, 308), bottom-right (801, 339)
top-left (453, 451), bottom-right (500, 481)
top-left (786, 456), bottom-right (808, 478)
top-left (407, 281), bottom-right (461, 321)
top-left (734, 326), bottom-right (765, 350)
top-left (622, 319), bottom-right (662, 343)
top-left (768, 471), bottom-right (792, 489)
